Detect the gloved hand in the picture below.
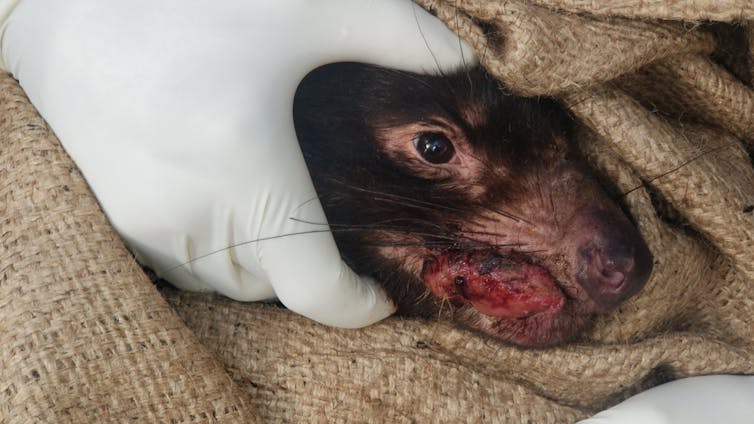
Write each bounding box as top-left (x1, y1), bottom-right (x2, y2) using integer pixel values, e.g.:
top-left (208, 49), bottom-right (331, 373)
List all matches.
top-left (0, 0), bottom-right (474, 327)
top-left (578, 375), bottom-right (754, 424)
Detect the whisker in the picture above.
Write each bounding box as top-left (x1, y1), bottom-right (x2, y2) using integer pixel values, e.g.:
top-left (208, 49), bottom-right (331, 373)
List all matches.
top-left (480, 205), bottom-right (532, 225)
top-left (620, 142), bottom-right (738, 198)
top-left (291, 216), bottom-right (494, 246)
top-left (288, 195), bottom-right (323, 215)
top-left (456, 6), bottom-right (470, 71)
top-left (458, 152), bottom-right (533, 225)
top-left (325, 180), bottom-right (469, 213)
top-left (454, 228), bottom-right (508, 237)
top-left (414, 289), bottom-right (435, 307)
top-left (158, 228), bottom-right (336, 274)
top-left (412, 2), bottom-right (444, 76)
top-left (327, 176), bottom-right (531, 225)
top-left (360, 241), bottom-right (457, 248)
top-left (290, 216), bottom-right (453, 230)
top-left (160, 220), bottom-right (532, 278)
top-left (380, 67), bottom-right (443, 93)
top-left (329, 222), bottom-right (461, 241)
top-left (547, 175), bottom-right (558, 228)
top-left (358, 241), bottom-right (529, 251)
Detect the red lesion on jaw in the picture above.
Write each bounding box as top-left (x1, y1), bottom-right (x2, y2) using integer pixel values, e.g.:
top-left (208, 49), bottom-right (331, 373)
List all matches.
top-left (421, 249), bottom-right (565, 319)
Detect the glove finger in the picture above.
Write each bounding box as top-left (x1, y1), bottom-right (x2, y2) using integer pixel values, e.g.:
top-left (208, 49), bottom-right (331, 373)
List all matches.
top-left (578, 375), bottom-right (754, 424)
top-left (186, 252), bottom-right (276, 301)
top-left (259, 231), bottom-right (396, 328)
top-left (156, 230), bottom-right (277, 302)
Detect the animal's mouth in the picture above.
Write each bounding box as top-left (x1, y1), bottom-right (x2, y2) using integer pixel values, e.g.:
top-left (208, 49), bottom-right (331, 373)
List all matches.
top-left (418, 233), bottom-right (651, 346)
top-left (421, 249), bottom-right (566, 319)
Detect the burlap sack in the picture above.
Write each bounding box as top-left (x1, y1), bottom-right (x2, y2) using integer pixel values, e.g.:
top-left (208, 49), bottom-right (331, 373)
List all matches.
top-left (0, 76), bottom-right (258, 422)
top-left (2, 1), bottom-right (753, 423)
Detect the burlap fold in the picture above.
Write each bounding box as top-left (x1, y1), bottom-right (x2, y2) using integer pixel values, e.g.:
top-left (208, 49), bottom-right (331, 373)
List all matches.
top-left (417, 0), bottom-right (716, 95)
top-left (2, 1), bottom-right (754, 423)
top-left (0, 76), bottom-right (258, 423)
top-left (529, 0), bottom-right (754, 21)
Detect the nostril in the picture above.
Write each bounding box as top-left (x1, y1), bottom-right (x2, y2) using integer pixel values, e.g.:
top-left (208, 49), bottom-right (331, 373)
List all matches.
top-left (599, 267), bottom-right (627, 291)
top-left (588, 248), bottom-right (630, 289)
top-left (568, 208), bottom-right (654, 310)
top-left (578, 244), bottom-right (638, 307)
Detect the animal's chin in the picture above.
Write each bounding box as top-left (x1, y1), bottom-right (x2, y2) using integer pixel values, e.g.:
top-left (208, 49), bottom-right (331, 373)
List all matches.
top-left (419, 248), bottom-right (600, 347)
top-left (469, 299), bottom-right (597, 347)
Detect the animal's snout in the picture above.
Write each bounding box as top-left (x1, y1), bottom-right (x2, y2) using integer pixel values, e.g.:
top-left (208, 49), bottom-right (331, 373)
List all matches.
top-left (570, 209), bottom-right (653, 310)
top-left (578, 243), bottom-right (637, 307)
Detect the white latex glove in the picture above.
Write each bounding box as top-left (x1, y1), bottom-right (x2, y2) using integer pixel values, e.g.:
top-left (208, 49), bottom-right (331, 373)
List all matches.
top-left (578, 375), bottom-right (754, 424)
top-left (0, 0), bottom-right (475, 327)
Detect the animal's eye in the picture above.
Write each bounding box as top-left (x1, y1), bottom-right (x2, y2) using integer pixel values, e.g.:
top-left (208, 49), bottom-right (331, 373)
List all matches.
top-left (414, 132), bottom-right (455, 164)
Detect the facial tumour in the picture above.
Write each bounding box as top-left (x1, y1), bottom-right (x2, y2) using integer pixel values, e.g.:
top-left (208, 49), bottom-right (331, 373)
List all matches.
top-left (293, 62), bottom-right (653, 347)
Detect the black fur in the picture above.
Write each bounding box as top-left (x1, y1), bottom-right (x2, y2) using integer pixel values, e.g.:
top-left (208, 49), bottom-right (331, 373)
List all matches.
top-left (293, 62), bottom-right (575, 316)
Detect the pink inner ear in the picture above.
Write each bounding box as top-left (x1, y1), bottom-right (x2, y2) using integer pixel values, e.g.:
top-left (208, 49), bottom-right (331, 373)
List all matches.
top-left (421, 250), bottom-right (564, 319)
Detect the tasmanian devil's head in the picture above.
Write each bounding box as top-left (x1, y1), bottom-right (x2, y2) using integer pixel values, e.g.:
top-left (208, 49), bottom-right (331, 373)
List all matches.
top-left (293, 62), bottom-right (653, 347)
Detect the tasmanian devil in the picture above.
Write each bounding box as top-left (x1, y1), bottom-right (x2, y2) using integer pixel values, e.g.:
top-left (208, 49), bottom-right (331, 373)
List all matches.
top-left (292, 62), bottom-right (653, 347)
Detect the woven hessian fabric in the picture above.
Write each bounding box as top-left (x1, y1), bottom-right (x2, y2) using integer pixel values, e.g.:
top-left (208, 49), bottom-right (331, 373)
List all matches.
top-left (2, 1), bottom-right (754, 423)
top-left (0, 78), bottom-right (257, 422)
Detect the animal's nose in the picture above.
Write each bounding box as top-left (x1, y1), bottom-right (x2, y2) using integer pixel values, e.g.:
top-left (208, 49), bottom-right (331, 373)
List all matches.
top-left (578, 243), bottom-right (638, 308)
top-left (571, 209), bottom-right (653, 310)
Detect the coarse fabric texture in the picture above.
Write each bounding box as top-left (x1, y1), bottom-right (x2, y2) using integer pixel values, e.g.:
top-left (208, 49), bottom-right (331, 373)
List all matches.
top-left (0, 79), bottom-right (258, 422)
top-left (2, 1), bottom-right (754, 423)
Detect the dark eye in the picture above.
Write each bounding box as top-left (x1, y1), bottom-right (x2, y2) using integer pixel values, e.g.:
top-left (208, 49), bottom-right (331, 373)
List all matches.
top-left (414, 132), bottom-right (455, 164)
